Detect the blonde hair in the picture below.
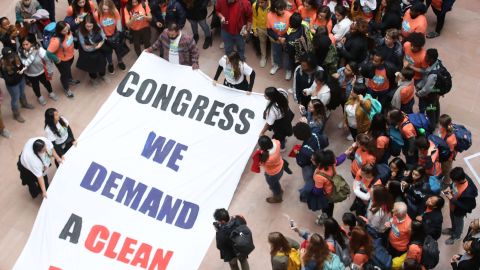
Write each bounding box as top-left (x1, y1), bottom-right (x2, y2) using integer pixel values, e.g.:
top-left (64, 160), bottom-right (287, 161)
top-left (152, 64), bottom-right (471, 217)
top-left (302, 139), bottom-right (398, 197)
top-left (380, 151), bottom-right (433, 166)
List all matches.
top-left (98, 0), bottom-right (117, 18)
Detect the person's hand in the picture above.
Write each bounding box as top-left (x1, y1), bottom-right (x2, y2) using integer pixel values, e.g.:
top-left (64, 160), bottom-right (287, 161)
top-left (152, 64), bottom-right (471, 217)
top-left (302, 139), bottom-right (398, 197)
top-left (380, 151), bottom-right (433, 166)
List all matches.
top-left (403, 59), bottom-right (410, 68)
top-left (359, 215), bottom-right (368, 224)
top-left (340, 37), bottom-right (346, 44)
top-left (192, 63), bottom-right (199, 70)
top-left (331, 73), bottom-right (340, 79)
top-left (95, 44), bottom-right (102, 50)
top-left (42, 191), bottom-right (48, 199)
top-left (156, 21), bottom-right (163, 28)
top-left (253, 30), bottom-right (258, 37)
top-left (299, 116), bottom-right (307, 123)
top-left (416, 215), bottom-right (423, 222)
top-left (56, 156), bottom-right (64, 165)
top-left (144, 47), bottom-right (153, 53)
top-left (345, 145), bottom-right (354, 155)
top-left (401, 181), bottom-right (409, 190)
top-left (445, 192), bottom-right (453, 200)
top-left (220, 17), bottom-right (227, 24)
top-left (302, 89), bottom-right (308, 96)
top-left (384, 221), bottom-right (391, 228)
top-left (75, 17), bottom-right (82, 24)
top-left (391, 171), bottom-right (397, 177)
top-left (451, 254), bottom-right (461, 263)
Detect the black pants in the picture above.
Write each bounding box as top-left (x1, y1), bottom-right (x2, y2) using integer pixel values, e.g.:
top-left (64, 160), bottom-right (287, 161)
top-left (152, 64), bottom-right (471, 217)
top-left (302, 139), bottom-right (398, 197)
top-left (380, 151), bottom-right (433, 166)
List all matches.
top-left (432, 8), bottom-right (446, 34)
top-left (27, 73), bottom-right (53, 97)
top-left (419, 95), bottom-right (440, 131)
top-left (323, 202), bottom-right (335, 218)
top-left (349, 127), bottom-right (358, 141)
top-left (132, 27), bottom-right (151, 56)
top-left (89, 71), bottom-right (106, 79)
top-left (224, 78), bottom-right (249, 91)
top-left (55, 58), bottom-right (74, 91)
top-left (18, 159), bottom-right (49, 198)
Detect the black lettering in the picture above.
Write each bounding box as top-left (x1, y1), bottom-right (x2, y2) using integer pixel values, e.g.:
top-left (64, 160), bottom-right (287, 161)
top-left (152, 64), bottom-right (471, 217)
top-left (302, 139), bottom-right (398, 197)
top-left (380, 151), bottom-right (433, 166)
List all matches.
top-left (135, 79), bottom-right (157, 104)
top-left (218, 103), bottom-right (238, 130)
top-left (171, 89), bottom-right (192, 116)
top-left (59, 213), bottom-right (83, 244)
top-left (117, 71), bottom-right (139, 97)
top-left (152, 84), bottom-right (176, 110)
top-left (235, 109), bottom-right (255, 134)
top-left (205, 100), bottom-right (225, 126)
top-left (187, 95), bottom-right (210, 121)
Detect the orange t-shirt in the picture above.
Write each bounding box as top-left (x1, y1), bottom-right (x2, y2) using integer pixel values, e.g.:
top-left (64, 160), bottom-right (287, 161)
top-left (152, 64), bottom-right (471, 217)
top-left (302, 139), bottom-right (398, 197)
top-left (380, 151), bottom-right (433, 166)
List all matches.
top-left (367, 66), bottom-right (390, 92)
top-left (432, 0), bottom-right (442, 10)
top-left (285, 0), bottom-right (300, 13)
top-left (401, 10), bottom-right (427, 37)
top-left (313, 166), bottom-right (335, 195)
top-left (267, 11), bottom-right (292, 37)
top-left (403, 42), bottom-right (427, 81)
top-left (376, 135), bottom-right (390, 150)
top-left (450, 180), bottom-right (469, 211)
top-left (440, 128), bottom-right (457, 160)
top-left (262, 140), bottom-right (284, 176)
top-left (66, 0), bottom-right (96, 17)
top-left (389, 215), bottom-right (412, 252)
top-left (97, 10), bottom-right (121, 37)
top-left (400, 81), bottom-right (415, 104)
top-left (311, 18), bottom-right (333, 33)
top-left (355, 171), bottom-right (382, 193)
top-left (124, 3), bottom-right (151, 31)
top-left (399, 116), bottom-right (417, 139)
top-left (298, 6), bottom-right (317, 24)
top-left (406, 243), bottom-right (422, 263)
top-left (352, 249), bottom-right (369, 266)
top-left (351, 148), bottom-right (376, 176)
top-left (47, 33), bottom-right (75, 62)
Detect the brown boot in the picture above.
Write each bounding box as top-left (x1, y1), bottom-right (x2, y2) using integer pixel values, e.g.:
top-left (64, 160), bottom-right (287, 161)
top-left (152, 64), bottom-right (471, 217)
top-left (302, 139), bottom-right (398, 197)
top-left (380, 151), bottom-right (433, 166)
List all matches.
top-left (266, 195), bottom-right (283, 203)
top-left (13, 109), bottom-right (25, 123)
top-left (20, 97), bottom-right (34, 109)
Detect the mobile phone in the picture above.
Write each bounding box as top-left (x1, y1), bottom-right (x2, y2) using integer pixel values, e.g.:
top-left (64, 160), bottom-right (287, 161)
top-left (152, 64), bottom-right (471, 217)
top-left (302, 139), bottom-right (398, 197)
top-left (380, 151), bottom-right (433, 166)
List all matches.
top-left (289, 219), bottom-right (295, 228)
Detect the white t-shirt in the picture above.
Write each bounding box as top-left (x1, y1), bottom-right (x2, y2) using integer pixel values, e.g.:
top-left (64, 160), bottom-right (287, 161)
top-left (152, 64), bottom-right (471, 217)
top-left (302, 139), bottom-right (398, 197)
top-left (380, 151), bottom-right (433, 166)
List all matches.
top-left (44, 117), bottom-right (70, 145)
top-left (169, 32), bottom-right (182, 65)
top-left (345, 103), bottom-right (358, 128)
top-left (304, 83), bottom-right (331, 106)
top-left (218, 55), bottom-right (253, 85)
top-left (333, 17), bottom-right (352, 41)
top-left (20, 137), bottom-right (54, 177)
top-left (265, 88), bottom-right (288, 125)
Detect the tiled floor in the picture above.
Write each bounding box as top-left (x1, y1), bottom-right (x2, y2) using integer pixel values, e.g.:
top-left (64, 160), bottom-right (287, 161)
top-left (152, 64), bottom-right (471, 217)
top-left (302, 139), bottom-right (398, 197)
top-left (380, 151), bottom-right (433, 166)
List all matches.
top-left (1, 1), bottom-right (479, 269)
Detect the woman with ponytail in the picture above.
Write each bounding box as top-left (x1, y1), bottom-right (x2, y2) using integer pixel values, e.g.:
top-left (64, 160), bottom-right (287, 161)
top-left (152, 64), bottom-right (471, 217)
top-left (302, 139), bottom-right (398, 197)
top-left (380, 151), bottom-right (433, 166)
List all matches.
top-left (44, 108), bottom-right (76, 166)
top-left (258, 135), bottom-right (285, 204)
top-left (213, 51), bottom-right (256, 92)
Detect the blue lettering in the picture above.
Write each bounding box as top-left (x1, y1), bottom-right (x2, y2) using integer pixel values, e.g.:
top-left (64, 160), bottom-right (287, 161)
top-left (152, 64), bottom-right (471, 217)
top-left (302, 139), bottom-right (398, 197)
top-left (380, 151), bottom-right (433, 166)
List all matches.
top-left (167, 143), bottom-right (188, 172)
top-left (141, 131), bottom-right (176, 164)
top-left (101, 171), bottom-right (123, 199)
top-left (138, 188), bottom-right (164, 218)
top-left (116, 177), bottom-right (148, 210)
top-left (174, 201), bottom-right (199, 229)
top-left (156, 195), bottom-right (182, 224)
top-left (80, 162), bottom-right (107, 191)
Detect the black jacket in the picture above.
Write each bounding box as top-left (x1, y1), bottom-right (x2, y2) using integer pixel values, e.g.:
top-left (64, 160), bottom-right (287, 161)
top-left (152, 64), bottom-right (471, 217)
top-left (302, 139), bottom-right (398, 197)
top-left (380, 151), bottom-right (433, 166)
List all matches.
top-left (215, 216), bottom-right (246, 261)
top-left (451, 255), bottom-right (480, 270)
top-left (375, 40), bottom-right (403, 71)
top-left (451, 177), bottom-right (478, 217)
top-left (182, 0), bottom-right (209, 20)
top-left (0, 57), bottom-right (24, 86)
top-left (422, 209), bottom-right (443, 240)
top-left (405, 181), bottom-right (435, 219)
top-left (370, 9), bottom-right (402, 36)
top-left (339, 32), bottom-right (368, 64)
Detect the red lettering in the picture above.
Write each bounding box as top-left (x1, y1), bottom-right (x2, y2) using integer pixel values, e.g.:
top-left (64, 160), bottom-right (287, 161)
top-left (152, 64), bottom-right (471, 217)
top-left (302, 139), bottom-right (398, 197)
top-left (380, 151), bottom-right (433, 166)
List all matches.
top-left (118, 237), bottom-right (137, 263)
top-left (131, 243), bottom-right (152, 268)
top-left (104, 232), bottom-right (121, 258)
top-left (49, 267), bottom-right (62, 270)
top-left (148, 249), bottom-right (174, 270)
top-left (84, 225), bottom-right (109, 253)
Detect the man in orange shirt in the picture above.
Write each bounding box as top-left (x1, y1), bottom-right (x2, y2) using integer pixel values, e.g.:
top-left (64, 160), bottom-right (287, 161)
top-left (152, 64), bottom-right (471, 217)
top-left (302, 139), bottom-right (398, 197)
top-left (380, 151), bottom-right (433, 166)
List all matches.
top-left (387, 109), bottom-right (417, 166)
top-left (426, 0), bottom-right (456, 39)
top-left (401, 3), bottom-right (427, 39)
top-left (386, 201), bottom-right (412, 257)
top-left (363, 51), bottom-right (396, 106)
top-left (442, 167), bottom-right (478, 245)
top-left (391, 67), bottom-right (415, 114)
top-left (438, 114), bottom-right (457, 185)
top-left (403, 32), bottom-right (427, 83)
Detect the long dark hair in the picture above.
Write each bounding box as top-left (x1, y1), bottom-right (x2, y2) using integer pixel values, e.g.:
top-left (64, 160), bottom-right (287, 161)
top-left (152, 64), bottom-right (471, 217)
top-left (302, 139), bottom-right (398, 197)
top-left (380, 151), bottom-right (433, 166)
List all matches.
top-left (370, 185), bottom-right (394, 213)
top-left (368, 113), bottom-right (388, 139)
top-left (33, 139), bottom-right (46, 164)
top-left (324, 218), bottom-right (347, 249)
top-left (303, 233), bottom-right (331, 269)
top-left (312, 149), bottom-right (335, 170)
top-left (126, 0), bottom-right (144, 12)
top-left (72, 0), bottom-right (94, 16)
top-left (44, 108), bottom-right (67, 137)
top-left (349, 226), bottom-right (373, 257)
top-left (258, 135), bottom-right (274, 163)
top-left (264, 87), bottom-right (289, 117)
top-left (227, 51), bottom-right (242, 81)
top-left (310, 99), bottom-right (326, 123)
top-left (79, 13), bottom-right (101, 36)
top-left (19, 34), bottom-right (39, 59)
top-left (55, 21), bottom-right (69, 43)
top-left (268, 232), bottom-right (291, 256)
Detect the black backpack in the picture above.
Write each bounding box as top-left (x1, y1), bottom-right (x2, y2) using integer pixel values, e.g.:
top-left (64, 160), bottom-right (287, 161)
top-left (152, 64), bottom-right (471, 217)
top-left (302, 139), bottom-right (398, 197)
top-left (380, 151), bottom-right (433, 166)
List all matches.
top-left (421, 235), bottom-right (440, 269)
top-left (229, 217), bottom-right (255, 258)
top-left (431, 61), bottom-right (452, 96)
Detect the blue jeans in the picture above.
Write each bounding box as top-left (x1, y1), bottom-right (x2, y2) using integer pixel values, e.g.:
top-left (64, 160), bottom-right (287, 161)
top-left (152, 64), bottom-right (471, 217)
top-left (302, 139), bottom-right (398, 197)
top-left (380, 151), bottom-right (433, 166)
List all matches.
top-left (221, 30), bottom-right (245, 60)
top-left (301, 165), bottom-right (314, 183)
top-left (265, 169), bottom-right (284, 196)
top-left (189, 19), bottom-right (211, 38)
top-left (450, 212), bottom-right (464, 239)
top-left (271, 42), bottom-right (290, 69)
top-left (5, 78), bottom-right (26, 111)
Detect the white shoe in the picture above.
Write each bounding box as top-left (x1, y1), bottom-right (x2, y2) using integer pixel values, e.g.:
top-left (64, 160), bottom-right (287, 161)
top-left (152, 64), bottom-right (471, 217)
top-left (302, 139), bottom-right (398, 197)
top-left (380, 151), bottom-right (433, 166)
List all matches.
top-left (260, 58), bottom-right (266, 68)
top-left (285, 70), bottom-right (292, 81)
top-left (337, 121), bottom-right (344, 129)
top-left (0, 129), bottom-right (11, 138)
top-left (347, 134), bottom-right (353, 141)
top-left (37, 96), bottom-right (47, 106)
top-left (48, 92), bottom-right (58, 101)
top-left (270, 65), bottom-right (279, 75)
top-left (219, 42), bottom-right (224, 49)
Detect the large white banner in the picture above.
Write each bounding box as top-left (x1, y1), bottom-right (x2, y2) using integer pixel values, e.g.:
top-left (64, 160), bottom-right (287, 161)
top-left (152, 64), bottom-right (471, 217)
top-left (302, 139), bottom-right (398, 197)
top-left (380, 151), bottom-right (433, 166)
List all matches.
top-left (14, 53), bottom-right (267, 270)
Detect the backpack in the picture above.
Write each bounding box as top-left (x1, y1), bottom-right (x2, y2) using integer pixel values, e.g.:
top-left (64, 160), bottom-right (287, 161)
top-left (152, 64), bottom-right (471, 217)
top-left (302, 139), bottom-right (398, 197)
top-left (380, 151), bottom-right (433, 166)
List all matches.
top-left (42, 22), bottom-right (56, 49)
top-left (430, 61), bottom-right (452, 96)
top-left (405, 113), bottom-right (430, 136)
top-left (277, 248), bottom-right (301, 270)
top-left (388, 126), bottom-right (404, 157)
top-left (362, 94), bottom-right (382, 120)
top-left (428, 175), bottom-right (442, 195)
top-left (229, 217), bottom-right (255, 258)
top-left (331, 239), bottom-right (351, 267)
top-left (318, 172), bottom-right (350, 203)
top-left (323, 253), bottom-right (346, 270)
top-left (421, 235), bottom-right (440, 269)
top-left (359, 238), bottom-right (392, 270)
top-left (452, 124), bottom-right (472, 152)
top-left (428, 134), bottom-right (451, 162)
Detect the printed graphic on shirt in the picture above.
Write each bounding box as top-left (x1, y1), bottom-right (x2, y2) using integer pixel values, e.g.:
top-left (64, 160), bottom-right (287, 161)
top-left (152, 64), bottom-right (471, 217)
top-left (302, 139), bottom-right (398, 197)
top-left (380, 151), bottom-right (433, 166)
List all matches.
top-left (405, 54), bottom-right (415, 65)
top-left (224, 66), bottom-right (235, 81)
top-left (391, 223), bottom-right (401, 237)
top-left (102, 17), bottom-right (115, 27)
top-left (273, 21), bottom-right (287, 32)
top-left (402, 20), bottom-right (411, 33)
top-left (66, 35), bottom-right (74, 47)
top-left (355, 152), bottom-right (363, 166)
top-left (372, 74), bottom-right (386, 85)
top-left (169, 41), bottom-right (179, 54)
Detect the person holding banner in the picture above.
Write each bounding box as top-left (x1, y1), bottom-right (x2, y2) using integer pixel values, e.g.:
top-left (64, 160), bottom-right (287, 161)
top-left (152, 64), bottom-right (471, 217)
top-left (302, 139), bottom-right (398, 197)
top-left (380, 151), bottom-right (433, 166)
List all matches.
top-left (44, 108), bottom-right (76, 166)
top-left (18, 137), bottom-right (63, 198)
top-left (213, 51), bottom-right (256, 92)
top-left (258, 135), bottom-right (285, 203)
top-left (260, 87), bottom-right (294, 152)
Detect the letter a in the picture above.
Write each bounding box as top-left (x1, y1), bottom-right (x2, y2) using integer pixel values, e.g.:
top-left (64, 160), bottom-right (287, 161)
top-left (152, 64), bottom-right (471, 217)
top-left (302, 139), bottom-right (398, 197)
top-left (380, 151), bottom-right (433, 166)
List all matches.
top-left (59, 213), bottom-right (83, 244)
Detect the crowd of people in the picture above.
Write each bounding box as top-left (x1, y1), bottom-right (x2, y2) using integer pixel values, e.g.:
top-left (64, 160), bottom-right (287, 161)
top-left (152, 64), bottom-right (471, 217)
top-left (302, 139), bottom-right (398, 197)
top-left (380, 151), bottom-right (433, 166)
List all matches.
top-left (0, 0), bottom-right (477, 269)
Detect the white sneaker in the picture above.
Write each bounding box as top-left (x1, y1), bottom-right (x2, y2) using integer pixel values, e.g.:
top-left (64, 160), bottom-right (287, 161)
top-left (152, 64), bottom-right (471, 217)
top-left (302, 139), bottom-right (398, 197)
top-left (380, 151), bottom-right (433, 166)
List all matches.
top-left (337, 121), bottom-right (344, 129)
top-left (347, 134), bottom-right (353, 141)
top-left (48, 92), bottom-right (58, 101)
top-left (285, 70), bottom-right (292, 81)
top-left (219, 42), bottom-right (224, 49)
top-left (0, 129), bottom-right (11, 138)
top-left (260, 58), bottom-right (266, 68)
top-left (270, 65), bottom-right (279, 75)
top-left (37, 96), bottom-right (47, 106)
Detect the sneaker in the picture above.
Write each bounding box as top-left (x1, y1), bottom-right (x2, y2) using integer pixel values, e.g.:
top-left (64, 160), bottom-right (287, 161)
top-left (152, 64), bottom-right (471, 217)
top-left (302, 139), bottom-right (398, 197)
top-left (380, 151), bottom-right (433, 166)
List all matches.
top-left (0, 129), bottom-right (11, 138)
top-left (346, 134), bottom-right (353, 141)
top-left (118, 62), bottom-right (126, 70)
top-left (219, 42), bottom-right (224, 49)
top-left (426, 31), bottom-right (440, 39)
top-left (445, 237), bottom-right (458, 245)
top-left (37, 96), bottom-right (47, 106)
top-left (48, 92), bottom-right (58, 101)
top-left (270, 65), bottom-right (280, 75)
top-left (108, 64), bottom-right (115, 74)
top-left (315, 213), bottom-right (328, 225)
top-left (68, 79), bottom-right (80, 86)
top-left (442, 228), bottom-right (453, 235)
top-left (64, 89), bottom-right (74, 98)
top-left (337, 121), bottom-right (344, 129)
top-left (285, 70), bottom-right (292, 81)
top-left (266, 196), bottom-right (283, 203)
top-left (260, 58), bottom-right (267, 68)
